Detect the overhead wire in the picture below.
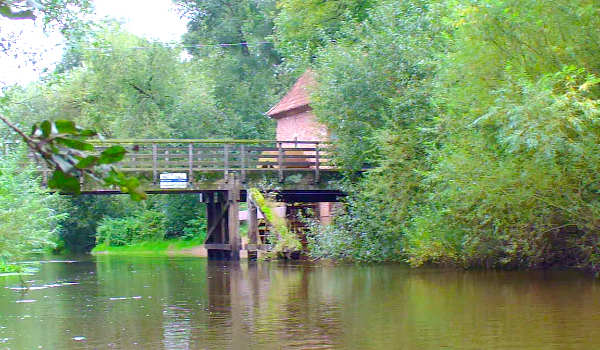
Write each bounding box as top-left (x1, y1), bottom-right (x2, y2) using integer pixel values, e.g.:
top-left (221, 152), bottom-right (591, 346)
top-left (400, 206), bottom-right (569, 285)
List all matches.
top-left (80, 41), bottom-right (275, 52)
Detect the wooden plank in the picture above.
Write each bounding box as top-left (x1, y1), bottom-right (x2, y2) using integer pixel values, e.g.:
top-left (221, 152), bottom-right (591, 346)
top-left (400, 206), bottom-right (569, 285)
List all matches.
top-left (245, 244), bottom-right (273, 251)
top-left (251, 154), bottom-right (316, 159)
top-left (90, 138), bottom-right (331, 144)
top-left (204, 243), bottom-right (232, 250)
top-left (256, 161), bottom-right (319, 167)
top-left (117, 167), bottom-right (341, 172)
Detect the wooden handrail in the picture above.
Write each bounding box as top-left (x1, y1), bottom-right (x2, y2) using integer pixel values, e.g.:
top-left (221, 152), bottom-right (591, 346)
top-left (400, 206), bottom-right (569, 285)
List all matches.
top-left (88, 139), bottom-right (331, 145)
top-left (7, 139), bottom-right (343, 185)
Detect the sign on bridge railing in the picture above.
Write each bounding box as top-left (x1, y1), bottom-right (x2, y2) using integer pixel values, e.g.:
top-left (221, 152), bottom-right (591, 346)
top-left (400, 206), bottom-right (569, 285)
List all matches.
top-left (159, 173), bottom-right (188, 189)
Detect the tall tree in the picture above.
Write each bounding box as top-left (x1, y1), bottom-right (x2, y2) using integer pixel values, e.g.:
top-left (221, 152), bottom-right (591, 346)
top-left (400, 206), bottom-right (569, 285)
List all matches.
top-left (5, 24), bottom-right (223, 139)
top-left (176, 0), bottom-right (286, 139)
top-left (274, 0), bottom-right (374, 66)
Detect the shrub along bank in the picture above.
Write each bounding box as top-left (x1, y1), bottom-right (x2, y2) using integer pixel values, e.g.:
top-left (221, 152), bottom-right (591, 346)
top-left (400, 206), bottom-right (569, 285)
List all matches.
top-left (301, 0), bottom-right (600, 273)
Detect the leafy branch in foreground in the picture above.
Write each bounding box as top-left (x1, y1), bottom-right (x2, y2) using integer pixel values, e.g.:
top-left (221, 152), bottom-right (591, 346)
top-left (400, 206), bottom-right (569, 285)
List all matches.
top-left (0, 114), bottom-right (146, 200)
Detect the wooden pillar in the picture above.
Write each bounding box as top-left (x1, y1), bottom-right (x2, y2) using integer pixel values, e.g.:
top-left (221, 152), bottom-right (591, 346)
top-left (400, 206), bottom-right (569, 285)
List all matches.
top-left (214, 192), bottom-right (226, 249)
top-left (188, 143), bottom-right (194, 184)
top-left (204, 192), bottom-right (218, 259)
top-left (314, 142), bottom-right (320, 184)
top-left (247, 190), bottom-right (258, 261)
top-left (152, 143), bottom-right (158, 184)
top-left (228, 173), bottom-right (241, 261)
top-left (240, 144), bottom-right (246, 183)
top-left (223, 144), bottom-right (230, 181)
top-left (277, 141), bottom-right (284, 183)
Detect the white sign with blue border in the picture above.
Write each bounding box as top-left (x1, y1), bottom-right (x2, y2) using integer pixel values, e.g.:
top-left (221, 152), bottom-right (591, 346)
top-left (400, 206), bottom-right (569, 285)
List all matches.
top-left (160, 173), bottom-right (188, 189)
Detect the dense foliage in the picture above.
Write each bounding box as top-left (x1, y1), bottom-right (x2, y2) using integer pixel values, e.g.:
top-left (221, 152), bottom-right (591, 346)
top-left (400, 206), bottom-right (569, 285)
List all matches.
top-left (303, 0), bottom-right (600, 272)
top-left (177, 0), bottom-right (287, 138)
top-left (96, 210), bottom-right (167, 247)
top-left (0, 151), bottom-right (64, 267)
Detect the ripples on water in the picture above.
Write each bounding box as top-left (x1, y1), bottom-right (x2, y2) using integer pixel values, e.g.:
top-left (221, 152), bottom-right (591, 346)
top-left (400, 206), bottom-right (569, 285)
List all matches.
top-left (1, 257), bottom-right (600, 349)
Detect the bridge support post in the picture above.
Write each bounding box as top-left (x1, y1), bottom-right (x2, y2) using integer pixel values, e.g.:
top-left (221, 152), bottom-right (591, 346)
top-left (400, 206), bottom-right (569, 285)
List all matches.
top-left (228, 173), bottom-right (241, 261)
top-left (204, 192), bottom-right (228, 260)
top-left (247, 190), bottom-right (258, 261)
top-left (203, 174), bottom-right (241, 261)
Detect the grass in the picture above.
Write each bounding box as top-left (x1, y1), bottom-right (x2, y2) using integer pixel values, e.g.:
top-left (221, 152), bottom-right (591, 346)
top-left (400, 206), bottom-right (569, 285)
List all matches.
top-left (91, 236), bottom-right (206, 256)
top-left (0, 261), bottom-right (23, 274)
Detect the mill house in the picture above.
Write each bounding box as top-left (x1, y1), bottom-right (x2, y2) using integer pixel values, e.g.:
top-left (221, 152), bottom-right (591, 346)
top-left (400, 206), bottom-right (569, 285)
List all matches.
top-left (266, 70), bottom-right (335, 225)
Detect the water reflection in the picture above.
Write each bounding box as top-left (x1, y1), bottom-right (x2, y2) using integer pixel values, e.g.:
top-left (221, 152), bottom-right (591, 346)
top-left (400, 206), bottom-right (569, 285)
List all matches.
top-left (1, 258), bottom-right (600, 349)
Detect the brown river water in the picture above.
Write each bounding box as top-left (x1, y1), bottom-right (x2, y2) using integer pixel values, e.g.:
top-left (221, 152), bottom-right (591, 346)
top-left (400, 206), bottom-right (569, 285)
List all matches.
top-left (1, 256), bottom-right (600, 349)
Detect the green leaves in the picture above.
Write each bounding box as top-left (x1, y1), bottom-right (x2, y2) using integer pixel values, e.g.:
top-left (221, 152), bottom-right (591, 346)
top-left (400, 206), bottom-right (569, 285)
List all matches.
top-left (0, 153), bottom-right (65, 262)
top-left (103, 169), bottom-right (146, 201)
top-left (18, 119), bottom-right (146, 200)
top-left (48, 170), bottom-right (80, 194)
top-left (54, 120), bottom-right (77, 134)
top-left (98, 146), bottom-right (126, 164)
top-left (55, 138), bottom-right (94, 151)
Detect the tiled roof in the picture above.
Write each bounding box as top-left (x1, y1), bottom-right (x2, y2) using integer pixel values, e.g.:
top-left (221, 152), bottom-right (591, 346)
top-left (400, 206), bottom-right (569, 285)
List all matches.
top-left (267, 70), bottom-right (316, 118)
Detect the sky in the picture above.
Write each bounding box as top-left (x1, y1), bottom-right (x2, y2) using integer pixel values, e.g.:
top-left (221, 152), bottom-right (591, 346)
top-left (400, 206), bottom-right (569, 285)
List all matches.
top-left (0, 0), bottom-right (188, 87)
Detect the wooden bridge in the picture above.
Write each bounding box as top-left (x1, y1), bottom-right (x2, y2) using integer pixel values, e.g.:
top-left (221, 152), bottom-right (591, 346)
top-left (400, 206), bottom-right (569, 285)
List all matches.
top-left (26, 139), bottom-right (342, 192)
top-left (2, 139), bottom-right (350, 260)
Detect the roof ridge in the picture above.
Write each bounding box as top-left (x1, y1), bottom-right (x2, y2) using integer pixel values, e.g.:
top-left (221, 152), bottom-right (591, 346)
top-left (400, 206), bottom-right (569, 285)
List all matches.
top-left (267, 70), bottom-right (316, 118)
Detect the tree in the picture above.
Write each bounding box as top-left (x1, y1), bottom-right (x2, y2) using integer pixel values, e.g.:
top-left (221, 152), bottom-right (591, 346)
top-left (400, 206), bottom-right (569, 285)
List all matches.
top-left (176, 0), bottom-right (285, 139)
top-left (0, 151), bottom-right (65, 267)
top-left (1, 0), bottom-right (145, 198)
top-left (274, 0), bottom-right (375, 66)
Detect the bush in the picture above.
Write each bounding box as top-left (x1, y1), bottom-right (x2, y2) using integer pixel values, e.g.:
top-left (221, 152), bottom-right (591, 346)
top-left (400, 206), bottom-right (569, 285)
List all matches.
top-left (304, 0), bottom-right (600, 273)
top-left (0, 151), bottom-right (65, 264)
top-left (182, 218), bottom-right (207, 241)
top-left (96, 210), bottom-right (166, 247)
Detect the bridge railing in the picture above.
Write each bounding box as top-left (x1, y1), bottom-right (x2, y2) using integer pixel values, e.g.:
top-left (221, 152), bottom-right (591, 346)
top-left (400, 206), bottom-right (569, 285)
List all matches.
top-left (0, 140), bottom-right (19, 157)
top-left (2, 139), bottom-right (336, 183)
top-left (91, 139), bottom-right (334, 183)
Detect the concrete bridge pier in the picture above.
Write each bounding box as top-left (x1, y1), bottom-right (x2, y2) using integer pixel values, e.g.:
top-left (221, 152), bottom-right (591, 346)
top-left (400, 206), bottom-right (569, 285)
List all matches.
top-left (203, 174), bottom-right (241, 260)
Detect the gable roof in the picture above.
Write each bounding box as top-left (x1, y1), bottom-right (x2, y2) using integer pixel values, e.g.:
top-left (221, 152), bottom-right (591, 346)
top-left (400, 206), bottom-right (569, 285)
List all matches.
top-left (267, 70), bottom-right (316, 118)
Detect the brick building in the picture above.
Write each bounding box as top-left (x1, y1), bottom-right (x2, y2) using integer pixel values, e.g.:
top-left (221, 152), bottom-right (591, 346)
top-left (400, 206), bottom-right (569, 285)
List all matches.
top-left (267, 70), bottom-right (334, 224)
top-left (267, 70), bottom-right (328, 143)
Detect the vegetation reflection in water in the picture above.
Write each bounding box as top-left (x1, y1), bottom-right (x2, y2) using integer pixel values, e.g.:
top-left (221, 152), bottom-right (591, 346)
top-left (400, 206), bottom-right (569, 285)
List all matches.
top-left (1, 258), bottom-right (600, 349)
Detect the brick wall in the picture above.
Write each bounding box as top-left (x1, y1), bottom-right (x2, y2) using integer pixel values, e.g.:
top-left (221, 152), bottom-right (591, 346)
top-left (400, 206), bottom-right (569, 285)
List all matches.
top-left (276, 109), bottom-right (328, 142)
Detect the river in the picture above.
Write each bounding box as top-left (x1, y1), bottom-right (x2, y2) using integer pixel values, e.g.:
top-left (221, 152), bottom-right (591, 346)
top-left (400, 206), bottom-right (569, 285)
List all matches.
top-left (1, 256), bottom-right (599, 349)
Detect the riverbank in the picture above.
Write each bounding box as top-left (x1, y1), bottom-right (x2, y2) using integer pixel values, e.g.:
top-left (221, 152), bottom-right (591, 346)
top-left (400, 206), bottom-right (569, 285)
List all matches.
top-left (91, 237), bottom-right (208, 257)
top-left (91, 237), bottom-right (255, 258)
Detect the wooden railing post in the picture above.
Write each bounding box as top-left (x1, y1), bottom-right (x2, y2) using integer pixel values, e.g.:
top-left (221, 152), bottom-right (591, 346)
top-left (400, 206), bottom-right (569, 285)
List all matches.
top-left (315, 142), bottom-right (320, 184)
top-left (240, 144), bottom-right (246, 183)
top-left (277, 141), bottom-right (284, 183)
top-left (224, 144), bottom-right (230, 181)
top-left (188, 143), bottom-right (194, 184)
top-left (152, 143), bottom-right (158, 184)
top-left (131, 145), bottom-right (136, 170)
